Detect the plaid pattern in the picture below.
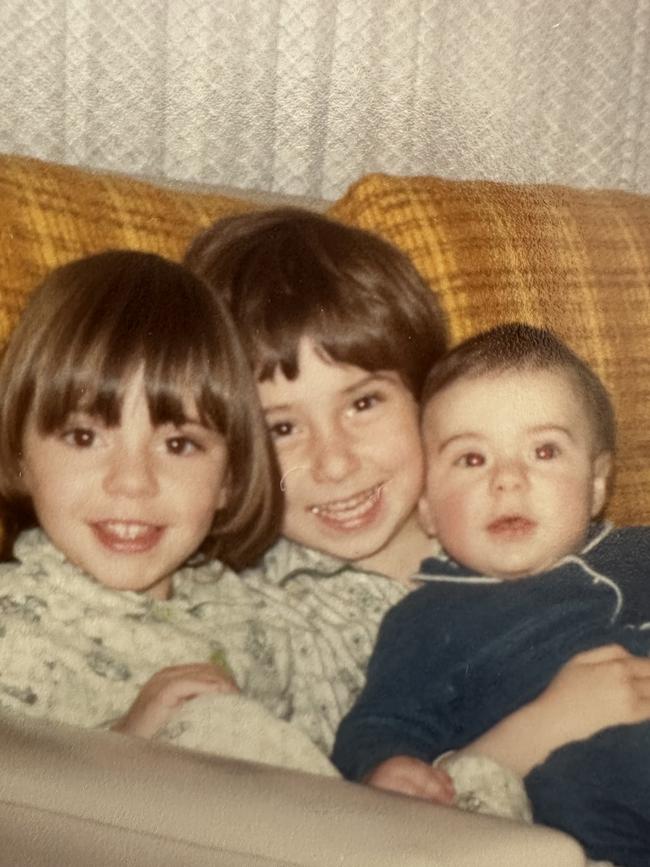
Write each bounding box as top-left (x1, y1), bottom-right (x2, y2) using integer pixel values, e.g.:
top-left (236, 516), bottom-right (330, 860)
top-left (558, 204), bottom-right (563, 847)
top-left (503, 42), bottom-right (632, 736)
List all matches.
top-left (0, 153), bottom-right (256, 342)
top-left (330, 173), bottom-right (650, 526)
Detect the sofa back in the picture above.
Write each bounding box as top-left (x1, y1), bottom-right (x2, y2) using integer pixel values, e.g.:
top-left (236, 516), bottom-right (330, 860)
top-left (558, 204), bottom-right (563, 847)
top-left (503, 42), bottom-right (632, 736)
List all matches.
top-left (2, 152), bottom-right (649, 526)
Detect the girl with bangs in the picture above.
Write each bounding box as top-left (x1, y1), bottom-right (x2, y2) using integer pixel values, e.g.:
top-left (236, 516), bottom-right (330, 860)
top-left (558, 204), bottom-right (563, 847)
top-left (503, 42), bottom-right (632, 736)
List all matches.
top-left (0, 250), bottom-right (290, 741)
top-left (185, 209), bottom-right (650, 803)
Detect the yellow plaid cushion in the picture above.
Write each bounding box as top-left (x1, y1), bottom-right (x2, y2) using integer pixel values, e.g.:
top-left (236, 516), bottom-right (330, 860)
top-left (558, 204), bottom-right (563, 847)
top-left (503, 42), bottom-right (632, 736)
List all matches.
top-left (330, 173), bottom-right (650, 526)
top-left (0, 153), bottom-right (257, 342)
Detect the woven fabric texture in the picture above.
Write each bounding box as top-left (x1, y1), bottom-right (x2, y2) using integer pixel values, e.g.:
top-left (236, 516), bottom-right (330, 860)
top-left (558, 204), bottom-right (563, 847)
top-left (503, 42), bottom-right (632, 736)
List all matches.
top-left (0, 0), bottom-right (648, 200)
top-left (0, 154), bottom-right (256, 341)
top-left (331, 172), bottom-right (650, 526)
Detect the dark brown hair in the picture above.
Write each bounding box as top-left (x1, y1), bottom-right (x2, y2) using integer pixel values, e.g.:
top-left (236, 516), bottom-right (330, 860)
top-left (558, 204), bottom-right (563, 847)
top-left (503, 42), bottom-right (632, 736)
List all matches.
top-left (0, 250), bottom-right (282, 568)
top-left (184, 208), bottom-right (447, 397)
top-left (421, 322), bottom-right (616, 455)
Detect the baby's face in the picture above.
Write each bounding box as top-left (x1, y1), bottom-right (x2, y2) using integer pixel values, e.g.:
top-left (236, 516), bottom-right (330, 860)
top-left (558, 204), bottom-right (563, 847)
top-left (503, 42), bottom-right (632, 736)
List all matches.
top-left (418, 369), bottom-right (611, 579)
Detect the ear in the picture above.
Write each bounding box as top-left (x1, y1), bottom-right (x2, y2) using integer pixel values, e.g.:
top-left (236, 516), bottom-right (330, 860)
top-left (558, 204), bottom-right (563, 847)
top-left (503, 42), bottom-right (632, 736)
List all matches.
top-left (590, 451), bottom-right (613, 517)
top-left (417, 493), bottom-right (437, 537)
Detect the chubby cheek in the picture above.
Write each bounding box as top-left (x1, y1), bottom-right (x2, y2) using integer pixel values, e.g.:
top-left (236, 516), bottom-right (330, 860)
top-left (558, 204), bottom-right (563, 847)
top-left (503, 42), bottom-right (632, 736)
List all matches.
top-left (188, 495), bottom-right (221, 540)
top-left (29, 471), bottom-right (82, 519)
top-left (279, 463), bottom-right (312, 521)
top-left (181, 468), bottom-right (228, 530)
top-left (392, 431), bottom-right (425, 494)
top-left (428, 482), bottom-right (476, 556)
top-left (543, 476), bottom-right (594, 541)
top-left (539, 472), bottom-right (593, 521)
top-left (383, 412), bottom-right (425, 481)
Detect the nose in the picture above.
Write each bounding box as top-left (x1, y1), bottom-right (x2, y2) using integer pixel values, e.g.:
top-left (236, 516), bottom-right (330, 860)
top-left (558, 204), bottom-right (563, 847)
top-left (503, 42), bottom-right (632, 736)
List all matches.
top-left (310, 423), bottom-right (361, 484)
top-left (102, 446), bottom-right (159, 498)
top-left (490, 458), bottom-right (528, 493)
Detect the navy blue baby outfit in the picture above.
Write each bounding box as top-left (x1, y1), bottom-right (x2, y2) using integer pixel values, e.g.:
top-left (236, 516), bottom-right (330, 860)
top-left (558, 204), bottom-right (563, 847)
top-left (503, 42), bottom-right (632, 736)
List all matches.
top-left (331, 523), bottom-right (650, 866)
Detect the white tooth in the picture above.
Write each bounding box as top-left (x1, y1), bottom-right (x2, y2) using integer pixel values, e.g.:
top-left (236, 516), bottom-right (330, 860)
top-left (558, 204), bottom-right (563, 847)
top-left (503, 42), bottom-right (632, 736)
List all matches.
top-left (104, 522), bottom-right (149, 540)
top-left (311, 485), bottom-right (382, 518)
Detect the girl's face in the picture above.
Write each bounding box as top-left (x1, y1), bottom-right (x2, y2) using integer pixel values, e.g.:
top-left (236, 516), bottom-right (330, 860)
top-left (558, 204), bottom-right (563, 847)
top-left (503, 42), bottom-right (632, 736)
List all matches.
top-left (21, 368), bottom-right (228, 599)
top-left (257, 337), bottom-right (428, 579)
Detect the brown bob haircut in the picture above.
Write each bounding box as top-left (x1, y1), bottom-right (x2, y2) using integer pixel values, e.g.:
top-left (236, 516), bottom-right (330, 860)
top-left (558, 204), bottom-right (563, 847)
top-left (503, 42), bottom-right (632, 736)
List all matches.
top-left (421, 322), bottom-right (616, 456)
top-left (184, 208), bottom-right (447, 397)
top-left (0, 250), bottom-right (282, 568)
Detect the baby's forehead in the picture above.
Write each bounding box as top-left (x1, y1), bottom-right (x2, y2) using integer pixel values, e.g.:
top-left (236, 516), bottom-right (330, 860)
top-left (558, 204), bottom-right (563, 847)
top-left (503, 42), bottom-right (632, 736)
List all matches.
top-left (422, 366), bottom-right (588, 428)
top-left (430, 363), bottom-right (579, 397)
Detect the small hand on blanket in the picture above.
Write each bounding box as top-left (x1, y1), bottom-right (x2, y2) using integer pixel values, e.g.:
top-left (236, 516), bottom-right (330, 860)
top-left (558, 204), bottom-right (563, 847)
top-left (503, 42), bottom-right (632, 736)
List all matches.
top-left (366, 754), bottom-right (531, 822)
top-left (111, 662), bottom-right (238, 738)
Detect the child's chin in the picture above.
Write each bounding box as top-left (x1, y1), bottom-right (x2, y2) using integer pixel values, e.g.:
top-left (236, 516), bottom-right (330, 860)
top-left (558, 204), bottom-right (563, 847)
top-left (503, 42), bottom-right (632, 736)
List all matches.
top-left (492, 569), bottom-right (530, 581)
top-left (487, 558), bottom-right (551, 581)
top-left (474, 558), bottom-right (537, 580)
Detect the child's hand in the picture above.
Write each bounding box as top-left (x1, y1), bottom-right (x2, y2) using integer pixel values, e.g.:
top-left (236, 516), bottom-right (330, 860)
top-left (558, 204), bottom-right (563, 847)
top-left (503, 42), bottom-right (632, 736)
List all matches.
top-left (111, 662), bottom-right (239, 738)
top-left (365, 755), bottom-right (455, 805)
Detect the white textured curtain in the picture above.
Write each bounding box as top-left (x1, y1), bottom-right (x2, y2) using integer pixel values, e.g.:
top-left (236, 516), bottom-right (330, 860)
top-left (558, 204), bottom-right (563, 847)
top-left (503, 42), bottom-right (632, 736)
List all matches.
top-left (1, 0), bottom-right (649, 200)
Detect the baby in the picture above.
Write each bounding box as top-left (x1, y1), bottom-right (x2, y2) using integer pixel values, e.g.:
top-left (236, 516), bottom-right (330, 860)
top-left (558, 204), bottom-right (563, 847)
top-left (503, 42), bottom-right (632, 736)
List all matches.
top-left (333, 323), bottom-right (650, 867)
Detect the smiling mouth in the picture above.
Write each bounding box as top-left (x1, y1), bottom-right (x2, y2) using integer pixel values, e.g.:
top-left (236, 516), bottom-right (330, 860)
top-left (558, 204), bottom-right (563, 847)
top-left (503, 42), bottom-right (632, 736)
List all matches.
top-left (309, 485), bottom-right (384, 529)
top-left (91, 520), bottom-right (164, 553)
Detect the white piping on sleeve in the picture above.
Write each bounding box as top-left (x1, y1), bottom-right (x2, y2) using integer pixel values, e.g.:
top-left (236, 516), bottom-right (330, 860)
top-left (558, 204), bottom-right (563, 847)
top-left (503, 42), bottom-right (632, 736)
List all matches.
top-left (415, 572), bottom-right (502, 585)
top-left (560, 554), bottom-right (623, 621)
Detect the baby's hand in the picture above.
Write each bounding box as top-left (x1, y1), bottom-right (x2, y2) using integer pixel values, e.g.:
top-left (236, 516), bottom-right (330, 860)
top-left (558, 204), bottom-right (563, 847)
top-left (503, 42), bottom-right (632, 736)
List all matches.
top-left (111, 662), bottom-right (238, 738)
top-left (365, 755), bottom-right (455, 805)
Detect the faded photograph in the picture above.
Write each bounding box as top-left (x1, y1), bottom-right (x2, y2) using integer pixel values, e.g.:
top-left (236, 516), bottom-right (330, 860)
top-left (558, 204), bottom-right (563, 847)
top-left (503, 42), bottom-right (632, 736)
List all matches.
top-left (1, 3), bottom-right (649, 865)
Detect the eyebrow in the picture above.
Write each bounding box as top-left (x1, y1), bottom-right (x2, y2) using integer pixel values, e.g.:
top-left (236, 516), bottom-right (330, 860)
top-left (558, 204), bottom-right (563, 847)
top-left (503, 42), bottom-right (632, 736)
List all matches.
top-left (435, 432), bottom-right (485, 454)
top-left (435, 424), bottom-right (575, 454)
top-left (343, 371), bottom-right (401, 394)
top-left (67, 409), bottom-right (210, 431)
top-left (170, 417), bottom-right (205, 429)
top-left (262, 371), bottom-right (401, 414)
top-left (528, 424), bottom-right (575, 441)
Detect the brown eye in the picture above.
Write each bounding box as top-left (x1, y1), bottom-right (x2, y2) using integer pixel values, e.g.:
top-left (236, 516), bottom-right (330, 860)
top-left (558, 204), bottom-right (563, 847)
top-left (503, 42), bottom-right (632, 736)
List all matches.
top-left (458, 452), bottom-right (485, 468)
top-left (352, 392), bottom-right (382, 412)
top-left (63, 428), bottom-right (96, 448)
top-left (166, 436), bottom-right (200, 456)
top-left (536, 443), bottom-right (558, 460)
top-left (268, 421), bottom-right (294, 440)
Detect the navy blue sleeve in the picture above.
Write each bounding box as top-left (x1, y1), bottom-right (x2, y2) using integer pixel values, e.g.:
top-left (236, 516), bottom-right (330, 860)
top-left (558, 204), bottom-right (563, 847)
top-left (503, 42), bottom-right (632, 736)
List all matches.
top-left (331, 584), bottom-right (471, 781)
top-left (585, 527), bottom-right (650, 624)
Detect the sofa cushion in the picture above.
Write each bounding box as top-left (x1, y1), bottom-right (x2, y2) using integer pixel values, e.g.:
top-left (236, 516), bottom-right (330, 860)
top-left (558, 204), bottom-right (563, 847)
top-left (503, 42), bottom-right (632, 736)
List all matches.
top-left (330, 173), bottom-right (650, 526)
top-left (0, 712), bottom-right (586, 867)
top-left (0, 153), bottom-right (258, 343)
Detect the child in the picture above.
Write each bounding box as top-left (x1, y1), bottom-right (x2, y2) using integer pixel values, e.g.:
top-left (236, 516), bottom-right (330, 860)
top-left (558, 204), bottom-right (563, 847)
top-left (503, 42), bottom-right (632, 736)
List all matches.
top-left (332, 323), bottom-right (650, 866)
top-left (181, 206), bottom-right (460, 761)
top-left (186, 209), bottom-right (650, 785)
top-left (185, 206), bottom-right (448, 580)
top-left (0, 249), bottom-right (283, 738)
